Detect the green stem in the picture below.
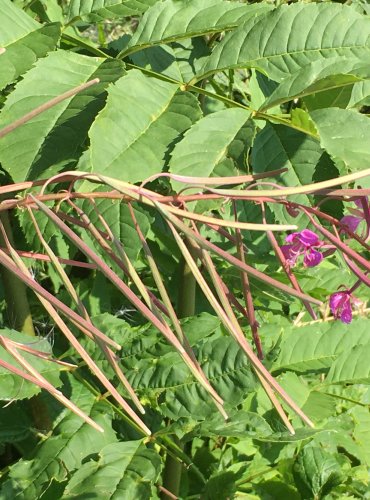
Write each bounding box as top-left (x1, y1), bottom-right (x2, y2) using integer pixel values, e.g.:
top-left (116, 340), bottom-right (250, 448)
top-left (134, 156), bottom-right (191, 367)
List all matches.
top-left (320, 390), bottom-right (370, 407)
top-left (123, 63), bottom-right (318, 138)
top-left (73, 371), bottom-right (206, 485)
top-left (0, 211), bottom-right (52, 431)
top-left (235, 466), bottom-right (277, 487)
top-left (0, 212), bottom-right (35, 334)
top-left (60, 33), bottom-right (108, 58)
top-left (161, 247), bottom-right (197, 498)
top-left (177, 252), bottom-right (197, 319)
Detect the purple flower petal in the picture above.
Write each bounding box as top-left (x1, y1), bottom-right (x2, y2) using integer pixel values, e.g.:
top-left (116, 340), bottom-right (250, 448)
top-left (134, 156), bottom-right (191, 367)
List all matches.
top-left (354, 198), bottom-right (366, 209)
top-left (340, 215), bottom-right (362, 233)
top-left (329, 291), bottom-right (353, 324)
top-left (340, 301), bottom-right (353, 324)
top-left (285, 232), bottom-right (299, 244)
top-left (303, 248), bottom-right (323, 267)
top-left (281, 244), bottom-right (299, 266)
top-left (329, 292), bottom-right (345, 314)
top-left (299, 229), bottom-right (320, 246)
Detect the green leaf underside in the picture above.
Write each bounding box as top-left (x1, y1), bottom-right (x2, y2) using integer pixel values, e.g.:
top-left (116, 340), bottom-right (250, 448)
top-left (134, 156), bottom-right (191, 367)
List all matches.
top-left (272, 318), bottom-right (370, 374)
top-left (82, 69), bottom-right (201, 182)
top-left (0, 0), bottom-right (60, 90)
top-left (0, 329), bottom-right (61, 401)
top-left (124, 0), bottom-right (272, 56)
top-left (68, 0), bottom-right (157, 22)
top-left (310, 107), bottom-right (370, 173)
top-left (198, 3), bottom-right (370, 83)
top-left (260, 57), bottom-right (370, 111)
top-left (63, 441), bottom-right (161, 499)
top-left (0, 51), bottom-right (125, 183)
top-left (169, 107), bottom-right (250, 191)
top-left (326, 343), bottom-right (370, 384)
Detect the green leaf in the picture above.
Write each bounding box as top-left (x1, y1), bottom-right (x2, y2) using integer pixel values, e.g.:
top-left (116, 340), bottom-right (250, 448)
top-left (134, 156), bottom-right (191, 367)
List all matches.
top-left (131, 38), bottom-right (211, 83)
top-left (0, 375), bottom-right (117, 499)
top-left (80, 69), bottom-right (201, 182)
top-left (326, 343), bottom-right (370, 384)
top-left (304, 86), bottom-right (355, 111)
top-left (203, 471), bottom-right (237, 500)
top-left (0, 329), bottom-right (62, 401)
top-left (29, 0), bottom-right (64, 23)
top-left (310, 107), bottom-right (370, 172)
top-left (0, 1), bottom-right (60, 90)
top-left (198, 3), bottom-right (370, 83)
top-left (123, 0), bottom-right (272, 57)
top-left (301, 391), bottom-right (337, 422)
top-left (0, 402), bottom-right (32, 445)
top-left (293, 446), bottom-right (344, 498)
top-left (63, 441), bottom-right (161, 499)
top-left (348, 80), bottom-right (370, 107)
top-left (122, 335), bottom-right (256, 420)
top-left (68, 0), bottom-right (156, 22)
top-left (17, 203), bottom-right (74, 259)
top-left (350, 406), bottom-right (370, 466)
top-left (165, 412), bottom-right (333, 443)
top-left (251, 123), bottom-right (327, 224)
top-left (80, 197), bottom-right (153, 264)
top-left (254, 480), bottom-right (300, 500)
top-left (159, 410), bottom-right (272, 441)
top-left (290, 109), bottom-right (318, 137)
top-left (169, 107), bottom-right (250, 191)
top-left (278, 372), bottom-right (310, 410)
top-left (82, 313), bottom-right (221, 380)
top-left (0, 52), bottom-right (125, 182)
top-left (271, 319), bottom-right (370, 374)
top-left (260, 57), bottom-right (370, 111)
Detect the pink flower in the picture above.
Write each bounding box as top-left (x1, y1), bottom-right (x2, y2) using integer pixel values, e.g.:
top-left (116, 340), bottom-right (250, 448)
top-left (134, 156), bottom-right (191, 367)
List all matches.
top-left (340, 215), bottom-right (362, 234)
top-left (281, 229), bottom-right (324, 267)
top-left (329, 290), bottom-right (360, 324)
top-left (340, 197), bottom-right (369, 236)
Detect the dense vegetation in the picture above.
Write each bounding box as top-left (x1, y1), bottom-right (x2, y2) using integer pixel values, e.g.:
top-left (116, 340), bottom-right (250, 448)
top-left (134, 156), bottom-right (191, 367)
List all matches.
top-left (0, 0), bottom-right (370, 498)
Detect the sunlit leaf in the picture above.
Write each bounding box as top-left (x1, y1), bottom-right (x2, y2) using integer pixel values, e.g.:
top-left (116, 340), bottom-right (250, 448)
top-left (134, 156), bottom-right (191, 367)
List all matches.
top-left (63, 441), bottom-right (161, 499)
top-left (79, 69), bottom-right (201, 182)
top-left (0, 52), bottom-right (125, 182)
top-left (198, 3), bottom-right (370, 82)
top-left (0, 1), bottom-right (60, 90)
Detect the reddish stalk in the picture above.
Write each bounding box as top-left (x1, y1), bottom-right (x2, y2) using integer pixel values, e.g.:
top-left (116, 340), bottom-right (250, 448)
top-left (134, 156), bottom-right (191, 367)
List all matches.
top-left (65, 200), bottom-right (170, 319)
top-left (232, 200), bottom-right (264, 359)
top-left (0, 247), bottom-right (96, 269)
top-left (303, 209), bottom-right (370, 273)
top-left (0, 79), bottom-right (100, 139)
top-left (260, 202), bottom-right (317, 320)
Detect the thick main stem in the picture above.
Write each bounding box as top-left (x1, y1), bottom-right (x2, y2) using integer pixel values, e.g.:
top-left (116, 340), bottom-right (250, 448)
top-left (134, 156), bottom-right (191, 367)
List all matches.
top-left (0, 211), bottom-right (51, 431)
top-left (0, 212), bottom-right (35, 334)
top-left (161, 246), bottom-right (197, 499)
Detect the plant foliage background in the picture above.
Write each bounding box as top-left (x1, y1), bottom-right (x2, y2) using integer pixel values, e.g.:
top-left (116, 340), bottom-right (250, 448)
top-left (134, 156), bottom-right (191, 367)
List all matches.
top-left (0, 0), bottom-right (370, 498)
